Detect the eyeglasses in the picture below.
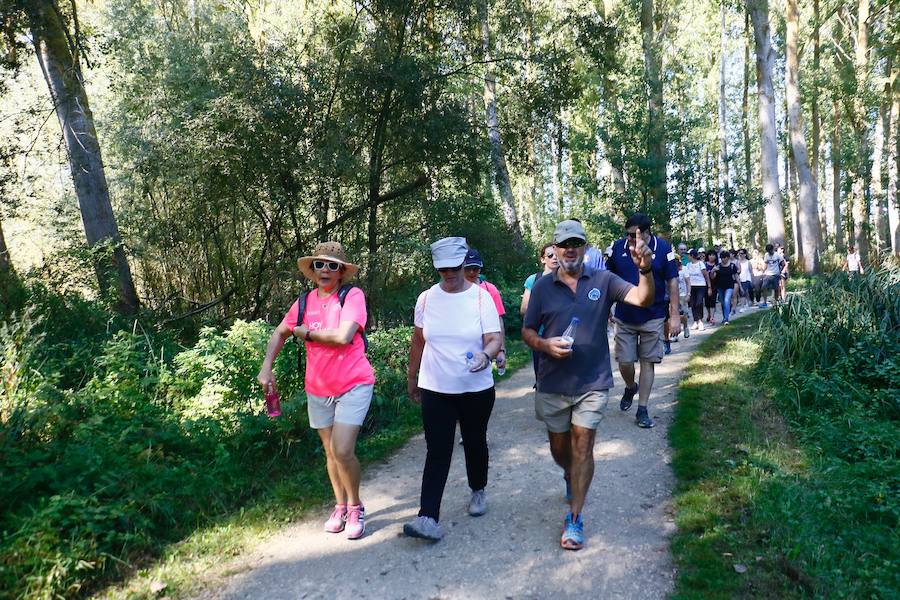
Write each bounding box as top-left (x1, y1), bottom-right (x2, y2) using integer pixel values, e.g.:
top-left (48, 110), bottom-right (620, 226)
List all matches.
top-left (437, 264), bottom-right (463, 273)
top-left (313, 260), bottom-right (342, 272)
top-left (556, 239), bottom-right (585, 249)
top-left (625, 231), bottom-right (640, 239)
top-left (543, 253), bottom-right (556, 259)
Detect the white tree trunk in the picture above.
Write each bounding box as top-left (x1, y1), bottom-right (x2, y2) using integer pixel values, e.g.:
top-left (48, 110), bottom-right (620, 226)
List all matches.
top-left (889, 75), bottom-right (900, 255)
top-left (832, 99), bottom-right (844, 250)
top-left (718, 1), bottom-right (729, 198)
top-left (851, 0), bottom-right (871, 258)
top-left (748, 0), bottom-right (786, 246)
top-left (786, 0), bottom-right (821, 272)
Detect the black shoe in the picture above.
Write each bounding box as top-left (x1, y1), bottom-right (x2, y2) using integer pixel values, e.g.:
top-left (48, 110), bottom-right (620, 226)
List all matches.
top-left (620, 384), bottom-right (638, 411)
top-left (635, 406), bottom-right (655, 428)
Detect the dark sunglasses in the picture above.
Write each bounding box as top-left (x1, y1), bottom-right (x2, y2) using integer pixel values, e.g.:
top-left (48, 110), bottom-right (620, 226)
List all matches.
top-left (437, 264), bottom-right (463, 273)
top-left (556, 239), bottom-right (585, 249)
top-left (313, 260), bottom-right (342, 272)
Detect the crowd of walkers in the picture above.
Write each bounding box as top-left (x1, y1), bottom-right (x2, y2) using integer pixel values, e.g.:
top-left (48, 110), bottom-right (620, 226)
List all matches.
top-left (256, 217), bottom-right (795, 552)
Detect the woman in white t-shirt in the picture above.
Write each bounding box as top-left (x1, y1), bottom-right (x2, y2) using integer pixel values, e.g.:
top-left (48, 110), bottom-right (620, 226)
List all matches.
top-left (404, 237), bottom-right (502, 542)
top-left (844, 245), bottom-right (864, 277)
top-left (736, 248), bottom-right (754, 311)
top-left (683, 249), bottom-right (712, 330)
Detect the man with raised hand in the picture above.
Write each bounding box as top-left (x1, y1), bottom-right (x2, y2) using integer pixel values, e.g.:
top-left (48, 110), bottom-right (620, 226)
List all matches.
top-left (607, 213), bottom-right (680, 429)
top-left (523, 218), bottom-right (654, 551)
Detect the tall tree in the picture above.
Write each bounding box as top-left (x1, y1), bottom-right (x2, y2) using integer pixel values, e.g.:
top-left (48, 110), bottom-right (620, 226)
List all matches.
top-left (718, 0), bottom-right (729, 211)
top-left (872, 50), bottom-right (892, 251)
top-left (24, 0), bottom-right (139, 314)
top-left (748, 0), bottom-right (785, 246)
top-left (742, 10), bottom-right (752, 193)
top-left (641, 0), bottom-right (667, 222)
top-left (477, 0), bottom-right (524, 248)
top-left (849, 0), bottom-right (871, 258)
top-left (832, 99), bottom-right (845, 250)
top-left (785, 0), bottom-right (821, 272)
top-left (890, 68), bottom-right (899, 255)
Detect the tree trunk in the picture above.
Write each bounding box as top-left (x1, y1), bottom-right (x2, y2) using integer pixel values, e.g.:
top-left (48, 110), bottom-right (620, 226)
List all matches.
top-left (832, 99), bottom-right (844, 250)
top-left (641, 0), bottom-right (668, 222)
top-left (477, 0), bottom-right (524, 248)
top-left (872, 52), bottom-right (892, 250)
top-left (0, 215), bottom-right (9, 275)
top-left (788, 146), bottom-right (801, 260)
top-left (742, 10), bottom-right (752, 192)
top-left (785, 0), bottom-right (821, 272)
top-left (748, 0), bottom-right (786, 246)
top-left (718, 0), bottom-right (729, 202)
top-left (851, 0), bottom-right (871, 259)
top-left (26, 0), bottom-right (139, 314)
top-left (889, 70), bottom-right (900, 255)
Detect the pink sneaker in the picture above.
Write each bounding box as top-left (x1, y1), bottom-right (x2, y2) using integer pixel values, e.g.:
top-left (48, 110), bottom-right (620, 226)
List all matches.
top-left (324, 504), bottom-right (347, 533)
top-left (345, 504), bottom-right (366, 540)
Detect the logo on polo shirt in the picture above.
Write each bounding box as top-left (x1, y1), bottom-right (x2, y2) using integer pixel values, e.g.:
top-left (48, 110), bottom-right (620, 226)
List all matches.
top-left (588, 287), bottom-right (602, 301)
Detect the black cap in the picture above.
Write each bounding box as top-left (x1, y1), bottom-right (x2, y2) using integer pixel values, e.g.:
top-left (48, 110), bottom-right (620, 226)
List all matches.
top-left (463, 248), bottom-right (483, 268)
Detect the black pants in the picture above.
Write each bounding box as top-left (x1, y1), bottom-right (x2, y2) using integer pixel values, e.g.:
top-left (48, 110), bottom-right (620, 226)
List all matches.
top-left (418, 387), bottom-right (496, 521)
top-left (689, 285), bottom-right (706, 322)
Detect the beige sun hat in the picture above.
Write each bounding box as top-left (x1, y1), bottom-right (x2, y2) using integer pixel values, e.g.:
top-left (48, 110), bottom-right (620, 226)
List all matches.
top-left (297, 241), bottom-right (359, 281)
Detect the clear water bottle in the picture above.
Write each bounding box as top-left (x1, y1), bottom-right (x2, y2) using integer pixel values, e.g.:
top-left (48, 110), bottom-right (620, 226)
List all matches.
top-left (465, 351), bottom-right (478, 370)
top-left (264, 385), bottom-right (281, 418)
top-left (561, 316), bottom-right (580, 349)
top-left (496, 359), bottom-right (506, 376)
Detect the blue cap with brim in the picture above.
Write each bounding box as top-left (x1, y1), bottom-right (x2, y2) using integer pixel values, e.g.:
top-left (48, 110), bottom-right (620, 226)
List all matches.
top-left (463, 248), bottom-right (483, 268)
top-left (431, 236), bottom-right (468, 269)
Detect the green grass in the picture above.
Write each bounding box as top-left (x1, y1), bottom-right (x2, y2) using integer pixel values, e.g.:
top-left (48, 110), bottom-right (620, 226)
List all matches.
top-left (95, 339), bottom-right (530, 600)
top-left (670, 310), bottom-right (900, 598)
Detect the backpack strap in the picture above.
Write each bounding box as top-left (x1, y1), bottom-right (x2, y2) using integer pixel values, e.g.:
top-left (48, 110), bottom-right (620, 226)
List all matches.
top-left (337, 284), bottom-right (368, 352)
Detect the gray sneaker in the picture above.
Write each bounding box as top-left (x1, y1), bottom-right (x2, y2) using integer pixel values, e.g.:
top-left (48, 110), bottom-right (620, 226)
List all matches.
top-left (468, 489), bottom-right (487, 516)
top-left (403, 515), bottom-right (444, 540)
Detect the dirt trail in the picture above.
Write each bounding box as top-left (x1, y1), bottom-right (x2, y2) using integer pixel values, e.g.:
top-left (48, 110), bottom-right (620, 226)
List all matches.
top-left (196, 319), bottom-right (736, 600)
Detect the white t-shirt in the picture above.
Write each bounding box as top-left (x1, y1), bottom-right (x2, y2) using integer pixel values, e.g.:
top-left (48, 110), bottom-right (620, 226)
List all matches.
top-left (414, 283), bottom-right (501, 394)
top-left (847, 252), bottom-right (861, 272)
top-left (738, 258), bottom-right (752, 282)
top-left (764, 253), bottom-right (784, 276)
top-left (683, 261), bottom-right (707, 286)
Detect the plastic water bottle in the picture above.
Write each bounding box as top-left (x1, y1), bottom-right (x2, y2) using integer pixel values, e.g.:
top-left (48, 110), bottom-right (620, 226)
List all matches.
top-left (496, 359), bottom-right (506, 376)
top-left (561, 316), bottom-right (580, 349)
top-left (465, 351), bottom-right (478, 369)
top-left (264, 385), bottom-right (281, 418)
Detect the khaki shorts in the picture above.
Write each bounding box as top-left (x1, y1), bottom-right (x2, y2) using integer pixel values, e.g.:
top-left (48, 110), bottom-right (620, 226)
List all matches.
top-left (534, 389), bottom-right (610, 433)
top-left (614, 317), bottom-right (664, 364)
top-left (307, 383), bottom-right (374, 429)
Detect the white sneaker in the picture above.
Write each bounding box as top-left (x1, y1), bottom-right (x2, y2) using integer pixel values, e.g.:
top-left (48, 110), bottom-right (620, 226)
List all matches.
top-left (698, 321), bottom-right (705, 331)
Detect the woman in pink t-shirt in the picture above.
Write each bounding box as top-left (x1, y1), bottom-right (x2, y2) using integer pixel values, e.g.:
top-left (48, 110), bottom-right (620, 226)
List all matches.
top-left (257, 241), bottom-right (375, 540)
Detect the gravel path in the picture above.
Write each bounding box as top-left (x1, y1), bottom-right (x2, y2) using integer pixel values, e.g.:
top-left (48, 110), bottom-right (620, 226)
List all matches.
top-left (196, 319), bottom-right (734, 600)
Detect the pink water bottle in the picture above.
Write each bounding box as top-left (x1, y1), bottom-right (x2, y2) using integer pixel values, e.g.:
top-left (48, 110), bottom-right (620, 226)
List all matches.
top-left (264, 384), bottom-right (281, 418)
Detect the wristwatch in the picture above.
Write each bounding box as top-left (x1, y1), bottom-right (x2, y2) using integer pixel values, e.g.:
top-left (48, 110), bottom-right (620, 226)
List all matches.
top-left (639, 266), bottom-right (652, 275)
top-left (304, 329), bottom-right (313, 341)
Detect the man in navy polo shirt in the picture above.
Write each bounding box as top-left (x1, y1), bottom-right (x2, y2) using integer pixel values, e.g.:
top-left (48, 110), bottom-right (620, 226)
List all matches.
top-left (523, 218), bottom-right (655, 551)
top-left (607, 213), bottom-right (680, 428)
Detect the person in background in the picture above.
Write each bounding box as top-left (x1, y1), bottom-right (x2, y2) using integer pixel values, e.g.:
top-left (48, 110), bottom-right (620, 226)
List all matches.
top-left (523, 218), bottom-right (655, 550)
top-left (584, 242), bottom-right (606, 271)
top-left (678, 243), bottom-right (690, 266)
top-left (521, 243), bottom-right (559, 379)
top-left (776, 244), bottom-right (789, 303)
top-left (684, 249), bottom-right (711, 331)
top-left (736, 248), bottom-right (754, 311)
top-left (607, 213), bottom-right (680, 429)
top-left (464, 248), bottom-right (507, 372)
top-left (751, 249), bottom-right (766, 305)
top-left (257, 242), bottom-right (374, 540)
top-left (760, 243), bottom-right (785, 308)
top-left (405, 237), bottom-right (502, 542)
top-left (844, 244), bottom-right (865, 277)
top-left (710, 250), bottom-right (739, 325)
top-left (704, 250), bottom-right (719, 324)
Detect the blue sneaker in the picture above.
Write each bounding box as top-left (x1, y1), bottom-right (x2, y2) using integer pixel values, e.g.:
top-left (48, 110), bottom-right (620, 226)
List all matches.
top-left (663, 340), bottom-right (672, 355)
top-left (759, 302), bottom-right (769, 308)
top-left (560, 512), bottom-right (584, 550)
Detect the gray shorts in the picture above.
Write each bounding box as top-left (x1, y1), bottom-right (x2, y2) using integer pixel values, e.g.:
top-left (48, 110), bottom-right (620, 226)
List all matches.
top-left (307, 383), bottom-right (374, 429)
top-left (534, 389), bottom-right (609, 432)
top-left (614, 317), bottom-right (664, 364)
top-left (763, 275), bottom-right (781, 290)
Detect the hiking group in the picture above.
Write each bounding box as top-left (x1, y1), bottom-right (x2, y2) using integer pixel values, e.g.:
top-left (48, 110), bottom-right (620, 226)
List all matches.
top-left (256, 215), bottom-right (785, 551)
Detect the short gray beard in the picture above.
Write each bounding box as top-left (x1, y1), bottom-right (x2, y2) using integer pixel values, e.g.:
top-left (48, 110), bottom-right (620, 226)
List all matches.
top-left (560, 256), bottom-right (583, 275)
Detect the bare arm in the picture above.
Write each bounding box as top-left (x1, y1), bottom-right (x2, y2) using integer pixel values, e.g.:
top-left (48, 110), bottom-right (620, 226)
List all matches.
top-left (520, 289), bottom-right (531, 316)
top-left (293, 320), bottom-right (359, 346)
top-left (622, 270), bottom-right (655, 307)
top-left (257, 323), bottom-right (293, 392)
top-left (407, 326), bottom-right (426, 403)
top-left (667, 278), bottom-right (680, 331)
